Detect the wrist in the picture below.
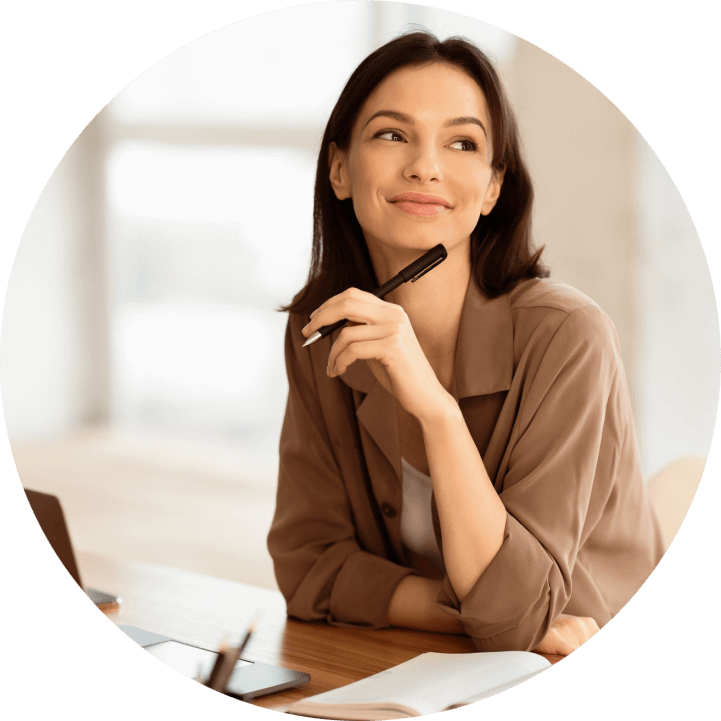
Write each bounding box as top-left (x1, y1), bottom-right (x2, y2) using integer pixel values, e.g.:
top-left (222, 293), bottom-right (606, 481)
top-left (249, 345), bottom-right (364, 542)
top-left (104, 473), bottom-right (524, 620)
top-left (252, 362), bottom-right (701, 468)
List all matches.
top-left (415, 390), bottom-right (462, 430)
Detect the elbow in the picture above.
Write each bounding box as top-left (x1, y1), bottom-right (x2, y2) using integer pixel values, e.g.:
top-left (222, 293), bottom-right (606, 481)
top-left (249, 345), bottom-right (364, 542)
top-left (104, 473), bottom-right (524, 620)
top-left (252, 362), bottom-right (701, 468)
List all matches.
top-left (436, 516), bottom-right (576, 652)
top-left (470, 615), bottom-right (550, 653)
top-left (467, 589), bottom-right (559, 652)
top-left (437, 559), bottom-right (570, 652)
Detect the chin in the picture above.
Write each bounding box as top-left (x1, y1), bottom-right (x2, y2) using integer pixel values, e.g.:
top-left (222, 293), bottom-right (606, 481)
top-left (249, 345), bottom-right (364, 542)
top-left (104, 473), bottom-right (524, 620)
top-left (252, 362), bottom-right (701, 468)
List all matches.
top-left (377, 235), bottom-right (442, 254)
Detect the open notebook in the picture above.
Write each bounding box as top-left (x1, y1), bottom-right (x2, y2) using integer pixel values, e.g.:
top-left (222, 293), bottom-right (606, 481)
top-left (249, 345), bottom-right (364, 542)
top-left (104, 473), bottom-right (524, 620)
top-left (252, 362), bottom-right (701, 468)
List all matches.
top-left (286, 650), bottom-right (551, 719)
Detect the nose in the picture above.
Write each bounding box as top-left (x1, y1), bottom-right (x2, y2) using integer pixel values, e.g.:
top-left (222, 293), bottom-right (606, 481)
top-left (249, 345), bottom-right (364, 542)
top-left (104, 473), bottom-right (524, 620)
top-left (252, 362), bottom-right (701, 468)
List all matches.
top-left (402, 142), bottom-right (442, 184)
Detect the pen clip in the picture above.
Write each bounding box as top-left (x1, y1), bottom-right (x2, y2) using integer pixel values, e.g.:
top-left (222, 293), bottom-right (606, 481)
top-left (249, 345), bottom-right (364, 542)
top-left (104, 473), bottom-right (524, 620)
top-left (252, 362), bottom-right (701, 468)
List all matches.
top-left (410, 256), bottom-right (444, 283)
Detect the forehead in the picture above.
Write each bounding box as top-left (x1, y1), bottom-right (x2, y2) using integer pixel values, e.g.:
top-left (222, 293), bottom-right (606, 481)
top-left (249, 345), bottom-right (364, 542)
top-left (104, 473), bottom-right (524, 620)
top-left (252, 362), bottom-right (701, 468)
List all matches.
top-left (358, 63), bottom-right (490, 127)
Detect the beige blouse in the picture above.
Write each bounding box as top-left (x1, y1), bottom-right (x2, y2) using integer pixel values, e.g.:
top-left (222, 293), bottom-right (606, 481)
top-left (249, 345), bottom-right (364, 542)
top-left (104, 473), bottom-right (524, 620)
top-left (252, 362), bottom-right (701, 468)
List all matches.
top-left (400, 457), bottom-right (445, 580)
top-left (267, 276), bottom-right (665, 652)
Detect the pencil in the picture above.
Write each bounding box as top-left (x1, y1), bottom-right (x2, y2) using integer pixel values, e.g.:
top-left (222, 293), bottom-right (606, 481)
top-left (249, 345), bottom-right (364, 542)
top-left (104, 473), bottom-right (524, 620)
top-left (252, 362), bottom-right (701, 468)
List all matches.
top-left (205, 618), bottom-right (258, 693)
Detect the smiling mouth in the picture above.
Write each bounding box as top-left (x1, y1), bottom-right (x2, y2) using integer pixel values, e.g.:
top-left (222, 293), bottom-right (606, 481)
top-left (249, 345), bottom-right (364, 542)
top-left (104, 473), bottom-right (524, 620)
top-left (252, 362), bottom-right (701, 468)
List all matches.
top-left (390, 192), bottom-right (451, 206)
top-left (393, 201), bottom-right (445, 216)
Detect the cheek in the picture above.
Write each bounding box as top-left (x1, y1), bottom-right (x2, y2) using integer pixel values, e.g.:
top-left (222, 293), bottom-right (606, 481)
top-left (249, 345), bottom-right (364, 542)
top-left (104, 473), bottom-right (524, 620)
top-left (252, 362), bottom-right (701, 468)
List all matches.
top-left (452, 168), bottom-right (493, 229)
top-left (477, 168), bottom-right (498, 208)
top-left (349, 159), bottom-right (386, 219)
top-left (455, 166), bottom-right (492, 207)
top-left (359, 149), bottom-right (390, 185)
top-left (348, 185), bottom-right (378, 237)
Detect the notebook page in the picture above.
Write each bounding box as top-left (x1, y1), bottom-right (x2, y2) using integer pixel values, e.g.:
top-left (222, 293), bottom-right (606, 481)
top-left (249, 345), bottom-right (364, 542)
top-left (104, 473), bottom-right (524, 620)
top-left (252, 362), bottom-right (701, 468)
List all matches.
top-left (389, 652), bottom-right (550, 712)
top-left (296, 652), bottom-right (550, 716)
top-left (411, 653), bottom-right (549, 711)
top-left (448, 668), bottom-right (549, 708)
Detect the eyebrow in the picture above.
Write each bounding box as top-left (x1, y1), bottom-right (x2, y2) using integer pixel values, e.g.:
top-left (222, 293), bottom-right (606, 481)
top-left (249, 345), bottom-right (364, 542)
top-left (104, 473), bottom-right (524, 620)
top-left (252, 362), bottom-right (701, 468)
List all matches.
top-left (363, 110), bottom-right (488, 138)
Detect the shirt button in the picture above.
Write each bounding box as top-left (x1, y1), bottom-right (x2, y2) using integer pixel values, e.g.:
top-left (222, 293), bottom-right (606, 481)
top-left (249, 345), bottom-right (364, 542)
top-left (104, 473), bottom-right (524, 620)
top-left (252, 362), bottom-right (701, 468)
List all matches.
top-left (381, 503), bottom-right (397, 518)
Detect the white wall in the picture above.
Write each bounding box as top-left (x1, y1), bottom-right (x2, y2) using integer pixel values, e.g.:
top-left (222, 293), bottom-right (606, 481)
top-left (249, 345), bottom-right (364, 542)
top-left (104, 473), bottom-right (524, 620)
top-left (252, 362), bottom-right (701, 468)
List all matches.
top-left (635, 139), bottom-right (719, 476)
top-left (1, 138), bottom-right (87, 439)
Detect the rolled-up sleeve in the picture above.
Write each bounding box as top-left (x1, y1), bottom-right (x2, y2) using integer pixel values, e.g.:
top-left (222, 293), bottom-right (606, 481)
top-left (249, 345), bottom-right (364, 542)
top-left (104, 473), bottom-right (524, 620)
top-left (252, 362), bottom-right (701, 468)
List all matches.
top-left (267, 314), bottom-right (414, 628)
top-left (437, 305), bottom-right (623, 651)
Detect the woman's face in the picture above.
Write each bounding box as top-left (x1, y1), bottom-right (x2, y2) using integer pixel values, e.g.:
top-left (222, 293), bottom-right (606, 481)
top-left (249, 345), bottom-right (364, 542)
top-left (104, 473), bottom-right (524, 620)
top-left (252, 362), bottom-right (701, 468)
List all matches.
top-left (329, 62), bottom-right (503, 258)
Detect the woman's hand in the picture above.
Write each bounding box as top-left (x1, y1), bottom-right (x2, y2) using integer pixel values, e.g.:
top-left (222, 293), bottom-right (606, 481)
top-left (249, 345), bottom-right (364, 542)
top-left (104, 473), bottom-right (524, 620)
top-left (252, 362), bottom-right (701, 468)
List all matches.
top-left (301, 287), bottom-right (451, 421)
top-left (532, 614), bottom-right (600, 656)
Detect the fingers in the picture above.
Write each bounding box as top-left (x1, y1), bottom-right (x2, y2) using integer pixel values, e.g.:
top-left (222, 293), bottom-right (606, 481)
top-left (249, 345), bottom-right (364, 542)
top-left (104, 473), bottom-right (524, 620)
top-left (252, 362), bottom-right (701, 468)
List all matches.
top-left (552, 631), bottom-right (576, 656)
top-left (566, 616), bottom-right (599, 644)
top-left (532, 615), bottom-right (599, 656)
top-left (309, 287), bottom-right (372, 319)
top-left (308, 287), bottom-right (373, 325)
top-left (300, 288), bottom-right (409, 378)
top-left (327, 324), bottom-right (404, 376)
top-left (302, 288), bottom-right (404, 338)
top-left (579, 616), bottom-right (600, 638)
top-left (532, 627), bottom-right (572, 656)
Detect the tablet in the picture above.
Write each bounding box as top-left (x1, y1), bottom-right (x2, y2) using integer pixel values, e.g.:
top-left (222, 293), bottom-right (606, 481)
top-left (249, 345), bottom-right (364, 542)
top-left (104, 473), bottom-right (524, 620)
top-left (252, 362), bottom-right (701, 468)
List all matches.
top-left (119, 624), bottom-right (310, 701)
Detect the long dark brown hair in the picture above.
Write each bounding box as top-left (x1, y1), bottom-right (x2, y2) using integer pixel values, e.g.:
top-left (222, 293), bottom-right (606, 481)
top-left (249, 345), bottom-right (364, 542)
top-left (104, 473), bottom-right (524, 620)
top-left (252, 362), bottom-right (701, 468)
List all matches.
top-left (279, 30), bottom-right (548, 316)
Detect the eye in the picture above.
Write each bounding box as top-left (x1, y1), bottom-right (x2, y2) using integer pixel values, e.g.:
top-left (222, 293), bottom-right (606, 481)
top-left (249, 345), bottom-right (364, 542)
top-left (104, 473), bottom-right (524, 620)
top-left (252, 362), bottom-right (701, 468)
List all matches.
top-left (449, 139), bottom-right (478, 152)
top-left (376, 130), bottom-right (405, 142)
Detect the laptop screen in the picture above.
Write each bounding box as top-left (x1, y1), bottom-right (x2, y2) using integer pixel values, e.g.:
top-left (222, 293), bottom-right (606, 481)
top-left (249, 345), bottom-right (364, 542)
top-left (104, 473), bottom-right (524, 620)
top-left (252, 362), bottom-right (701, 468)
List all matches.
top-left (24, 488), bottom-right (84, 588)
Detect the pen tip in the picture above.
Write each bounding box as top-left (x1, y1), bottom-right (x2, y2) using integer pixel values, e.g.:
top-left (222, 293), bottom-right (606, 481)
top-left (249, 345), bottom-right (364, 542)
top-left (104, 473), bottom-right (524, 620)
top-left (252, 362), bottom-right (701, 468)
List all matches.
top-left (302, 331), bottom-right (321, 347)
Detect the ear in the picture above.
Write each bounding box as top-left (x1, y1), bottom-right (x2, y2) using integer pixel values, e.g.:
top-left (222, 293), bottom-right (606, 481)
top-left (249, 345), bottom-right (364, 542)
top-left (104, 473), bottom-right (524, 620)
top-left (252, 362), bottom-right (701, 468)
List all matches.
top-left (329, 141), bottom-right (352, 200)
top-left (480, 167), bottom-right (505, 216)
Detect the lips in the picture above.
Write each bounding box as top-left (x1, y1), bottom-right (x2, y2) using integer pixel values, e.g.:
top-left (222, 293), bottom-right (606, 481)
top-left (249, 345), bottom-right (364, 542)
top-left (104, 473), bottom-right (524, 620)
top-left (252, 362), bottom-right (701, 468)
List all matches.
top-left (389, 192), bottom-right (451, 207)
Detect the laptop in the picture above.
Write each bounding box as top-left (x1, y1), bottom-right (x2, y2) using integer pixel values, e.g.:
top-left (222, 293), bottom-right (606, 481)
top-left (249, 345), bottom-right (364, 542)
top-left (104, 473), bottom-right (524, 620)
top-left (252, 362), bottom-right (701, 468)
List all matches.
top-left (24, 487), bottom-right (310, 699)
top-left (24, 488), bottom-right (120, 607)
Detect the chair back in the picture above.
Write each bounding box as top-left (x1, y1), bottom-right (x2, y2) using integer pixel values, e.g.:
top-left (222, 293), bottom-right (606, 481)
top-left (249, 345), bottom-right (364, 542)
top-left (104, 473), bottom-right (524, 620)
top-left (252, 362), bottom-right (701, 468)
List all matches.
top-left (646, 456), bottom-right (706, 551)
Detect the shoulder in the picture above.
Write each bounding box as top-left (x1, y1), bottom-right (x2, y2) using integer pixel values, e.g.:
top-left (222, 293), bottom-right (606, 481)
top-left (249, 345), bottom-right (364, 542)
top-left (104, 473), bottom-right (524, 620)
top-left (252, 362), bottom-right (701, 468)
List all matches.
top-left (509, 279), bottom-right (621, 369)
top-left (510, 278), bottom-right (599, 315)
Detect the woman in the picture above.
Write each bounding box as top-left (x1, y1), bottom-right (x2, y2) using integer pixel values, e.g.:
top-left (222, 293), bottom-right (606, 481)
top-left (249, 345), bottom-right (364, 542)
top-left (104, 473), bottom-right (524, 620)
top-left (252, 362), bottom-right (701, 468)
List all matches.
top-left (267, 31), bottom-right (664, 655)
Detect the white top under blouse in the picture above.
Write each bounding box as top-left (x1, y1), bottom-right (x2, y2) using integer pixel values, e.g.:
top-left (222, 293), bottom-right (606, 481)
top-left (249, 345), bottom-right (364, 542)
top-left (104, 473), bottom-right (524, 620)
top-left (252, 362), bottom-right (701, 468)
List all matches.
top-left (400, 457), bottom-right (446, 579)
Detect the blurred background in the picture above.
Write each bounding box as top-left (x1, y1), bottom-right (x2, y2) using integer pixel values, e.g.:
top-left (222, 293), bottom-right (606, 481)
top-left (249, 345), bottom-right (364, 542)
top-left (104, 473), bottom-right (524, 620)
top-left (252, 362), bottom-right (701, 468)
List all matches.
top-left (2, 2), bottom-right (717, 591)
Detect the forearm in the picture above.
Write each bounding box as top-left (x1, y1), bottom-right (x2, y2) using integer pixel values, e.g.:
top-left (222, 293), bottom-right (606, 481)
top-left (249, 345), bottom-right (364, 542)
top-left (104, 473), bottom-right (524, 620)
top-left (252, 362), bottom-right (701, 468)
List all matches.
top-left (387, 575), bottom-right (465, 634)
top-left (418, 396), bottom-right (507, 603)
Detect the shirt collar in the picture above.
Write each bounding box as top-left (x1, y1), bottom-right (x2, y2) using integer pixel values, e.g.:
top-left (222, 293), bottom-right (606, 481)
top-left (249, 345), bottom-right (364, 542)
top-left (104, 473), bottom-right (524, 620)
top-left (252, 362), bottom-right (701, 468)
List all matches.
top-left (339, 276), bottom-right (514, 400)
top-left (454, 275), bottom-right (514, 399)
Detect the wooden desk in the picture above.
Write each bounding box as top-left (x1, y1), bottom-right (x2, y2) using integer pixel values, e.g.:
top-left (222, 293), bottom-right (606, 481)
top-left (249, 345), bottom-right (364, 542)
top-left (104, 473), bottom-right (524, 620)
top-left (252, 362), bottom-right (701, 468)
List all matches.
top-left (80, 551), bottom-right (562, 711)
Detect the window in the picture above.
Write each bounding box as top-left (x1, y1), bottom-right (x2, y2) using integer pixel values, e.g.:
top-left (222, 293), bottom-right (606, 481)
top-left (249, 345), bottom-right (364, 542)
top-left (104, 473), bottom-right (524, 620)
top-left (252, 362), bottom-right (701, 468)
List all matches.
top-left (99, 4), bottom-right (517, 463)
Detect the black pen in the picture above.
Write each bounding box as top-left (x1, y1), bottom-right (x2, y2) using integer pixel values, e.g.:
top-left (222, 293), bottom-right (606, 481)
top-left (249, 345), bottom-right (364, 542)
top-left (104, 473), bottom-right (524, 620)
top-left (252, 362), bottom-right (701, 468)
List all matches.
top-left (302, 244), bottom-right (447, 347)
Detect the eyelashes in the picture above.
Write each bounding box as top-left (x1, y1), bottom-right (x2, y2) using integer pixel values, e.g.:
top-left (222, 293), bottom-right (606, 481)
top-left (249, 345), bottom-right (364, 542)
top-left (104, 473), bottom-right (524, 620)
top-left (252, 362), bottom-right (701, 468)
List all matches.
top-left (451, 139), bottom-right (479, 152)
top-left (374, 129), bottom-right (479, 152)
